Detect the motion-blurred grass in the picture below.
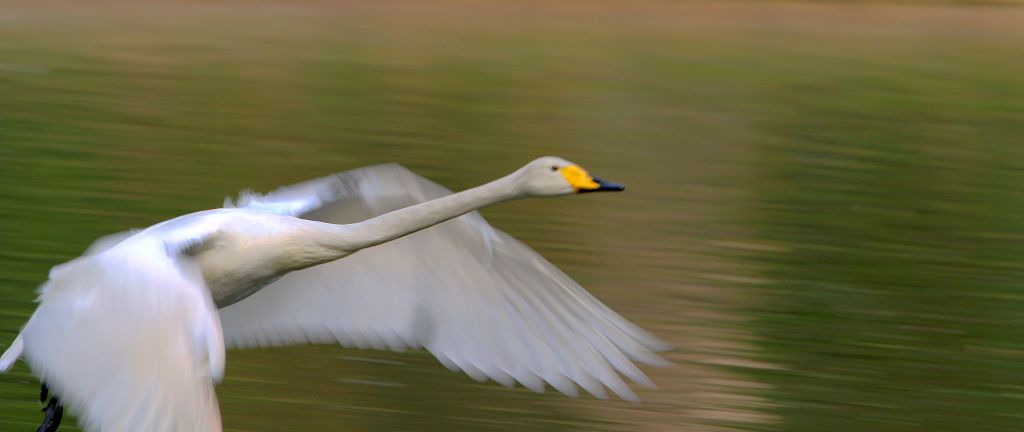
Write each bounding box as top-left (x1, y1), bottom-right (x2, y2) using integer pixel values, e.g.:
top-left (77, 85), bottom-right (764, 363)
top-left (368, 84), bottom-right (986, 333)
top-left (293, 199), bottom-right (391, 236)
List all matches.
top-left (2, 1), bottom-right (1024, 431)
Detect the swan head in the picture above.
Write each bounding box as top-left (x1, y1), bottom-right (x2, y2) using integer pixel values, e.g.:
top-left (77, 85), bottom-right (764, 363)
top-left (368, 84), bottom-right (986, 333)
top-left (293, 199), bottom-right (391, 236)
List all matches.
top-left (516, 156), bottom-right (625, 197)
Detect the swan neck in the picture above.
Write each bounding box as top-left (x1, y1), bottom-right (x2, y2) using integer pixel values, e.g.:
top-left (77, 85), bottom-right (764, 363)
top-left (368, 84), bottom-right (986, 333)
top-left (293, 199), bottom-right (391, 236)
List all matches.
top-left (345, 174), bottom-right (519, 251)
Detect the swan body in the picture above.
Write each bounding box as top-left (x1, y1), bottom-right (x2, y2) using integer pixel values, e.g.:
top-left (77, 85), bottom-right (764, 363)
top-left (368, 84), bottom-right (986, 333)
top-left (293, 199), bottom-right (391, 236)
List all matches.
top-left (145, 209), bottom-right (354, 306)
top-left (0, 157), bottom-right (669, 432)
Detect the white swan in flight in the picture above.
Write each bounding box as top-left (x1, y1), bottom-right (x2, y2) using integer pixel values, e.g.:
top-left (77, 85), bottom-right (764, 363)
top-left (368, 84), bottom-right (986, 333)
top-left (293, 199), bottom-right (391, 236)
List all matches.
top-left (0, 156), bottom-right (669, 432)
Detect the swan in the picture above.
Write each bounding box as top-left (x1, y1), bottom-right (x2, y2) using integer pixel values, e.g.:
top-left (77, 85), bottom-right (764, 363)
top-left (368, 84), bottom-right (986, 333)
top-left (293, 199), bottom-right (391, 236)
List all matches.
top-left (0, 156), bottom-right (669, 432)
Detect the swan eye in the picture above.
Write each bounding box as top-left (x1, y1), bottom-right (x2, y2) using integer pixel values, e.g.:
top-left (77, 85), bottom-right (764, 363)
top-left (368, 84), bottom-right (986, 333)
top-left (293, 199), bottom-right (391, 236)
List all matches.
top-left (550, 166), bottom-right (558, 172)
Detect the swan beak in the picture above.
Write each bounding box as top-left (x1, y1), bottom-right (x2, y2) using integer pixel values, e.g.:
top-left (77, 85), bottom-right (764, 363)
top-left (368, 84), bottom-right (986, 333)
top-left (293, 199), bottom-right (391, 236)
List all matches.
top-left (585, 177), bottom-right (626, 193)
top-left (561, 165), bottom-right (626, 193)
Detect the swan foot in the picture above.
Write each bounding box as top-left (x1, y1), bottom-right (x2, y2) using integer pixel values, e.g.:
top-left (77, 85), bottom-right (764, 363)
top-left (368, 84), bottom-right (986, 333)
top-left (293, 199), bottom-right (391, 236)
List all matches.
top-left (37, 384), bottom-right (63, 432)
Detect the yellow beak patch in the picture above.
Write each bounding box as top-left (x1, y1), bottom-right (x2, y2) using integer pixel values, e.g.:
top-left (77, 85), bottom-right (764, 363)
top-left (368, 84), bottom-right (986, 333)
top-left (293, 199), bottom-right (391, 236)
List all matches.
top-left (560, 165), bottom-right (599, 192)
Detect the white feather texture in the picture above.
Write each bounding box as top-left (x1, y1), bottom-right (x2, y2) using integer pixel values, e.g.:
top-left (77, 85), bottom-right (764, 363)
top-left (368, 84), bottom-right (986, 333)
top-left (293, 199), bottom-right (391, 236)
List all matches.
top-left (19, 237), bottom-right (223, 432)
top-left (219, 164), bottom-right (670, 401)
top-left (0, 158), bottom-right (667, 431)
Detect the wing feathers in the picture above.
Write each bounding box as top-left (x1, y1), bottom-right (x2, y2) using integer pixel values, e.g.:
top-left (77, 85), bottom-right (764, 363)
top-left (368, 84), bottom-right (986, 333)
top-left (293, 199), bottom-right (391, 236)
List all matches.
top-left (0, 334), bottom-right (23, 372)
top-left (20, 241), bottom-right (224, 432)
top-left (219, 164), bottom-right (668, 401)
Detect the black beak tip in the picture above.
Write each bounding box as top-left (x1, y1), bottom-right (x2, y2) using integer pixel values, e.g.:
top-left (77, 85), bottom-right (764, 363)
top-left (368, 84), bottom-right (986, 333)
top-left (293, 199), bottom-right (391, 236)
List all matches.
top-left (589, 177), bottom-right (626, 192)
top-left (603, 181), bottom-right (625, 192)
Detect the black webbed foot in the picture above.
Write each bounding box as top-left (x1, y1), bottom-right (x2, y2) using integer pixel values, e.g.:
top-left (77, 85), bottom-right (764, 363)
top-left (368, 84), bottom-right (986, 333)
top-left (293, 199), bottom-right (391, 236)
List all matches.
top-left (37, 384), bottom-right (63, 432)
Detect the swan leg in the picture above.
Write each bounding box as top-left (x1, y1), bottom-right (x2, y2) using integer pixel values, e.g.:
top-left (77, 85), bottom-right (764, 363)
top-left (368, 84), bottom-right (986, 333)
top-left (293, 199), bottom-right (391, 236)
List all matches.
top-left (37, 384), bottom-right (63, 432)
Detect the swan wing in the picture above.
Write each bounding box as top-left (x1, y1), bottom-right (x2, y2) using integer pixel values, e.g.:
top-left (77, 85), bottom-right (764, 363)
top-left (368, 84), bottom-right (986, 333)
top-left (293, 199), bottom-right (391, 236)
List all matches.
top-left (20, 235), bottom-right (224, 432)
top-left (219, 164), bottom-right (669, 401)
top-left (82, 229), bottom-right (140, 255)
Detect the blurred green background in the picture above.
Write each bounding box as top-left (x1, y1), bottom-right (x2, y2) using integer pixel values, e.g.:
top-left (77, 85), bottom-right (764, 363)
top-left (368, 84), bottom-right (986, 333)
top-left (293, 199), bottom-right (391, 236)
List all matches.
top-left (2, 1), bottom-right (1024, 431)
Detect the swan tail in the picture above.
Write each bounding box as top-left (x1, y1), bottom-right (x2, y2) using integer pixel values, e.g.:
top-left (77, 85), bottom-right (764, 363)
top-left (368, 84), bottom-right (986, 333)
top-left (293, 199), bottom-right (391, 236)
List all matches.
top-left (0, 334), bottom-right (24, 372)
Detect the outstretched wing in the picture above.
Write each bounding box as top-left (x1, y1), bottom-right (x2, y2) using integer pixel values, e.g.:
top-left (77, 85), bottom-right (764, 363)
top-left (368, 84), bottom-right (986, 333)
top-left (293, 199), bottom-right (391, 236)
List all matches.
top-left (20, 236), bottom-right (224, 432)
top-left (219, 164), bottom-right (669, 401)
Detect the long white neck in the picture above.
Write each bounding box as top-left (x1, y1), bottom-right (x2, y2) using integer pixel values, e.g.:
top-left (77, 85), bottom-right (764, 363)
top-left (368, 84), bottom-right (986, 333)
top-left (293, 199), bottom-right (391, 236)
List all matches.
top-left (285, 171), bottom-right (523, 274)
top-left (337, 173), bottom-right (521, 252)
top-left (203, 170), bottom-right (524, 307)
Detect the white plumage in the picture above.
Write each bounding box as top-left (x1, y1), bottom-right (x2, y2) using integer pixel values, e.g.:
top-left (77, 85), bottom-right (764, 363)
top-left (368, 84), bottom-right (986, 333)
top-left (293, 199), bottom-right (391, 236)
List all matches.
top-left (1, 157), bottom-right (668, 431)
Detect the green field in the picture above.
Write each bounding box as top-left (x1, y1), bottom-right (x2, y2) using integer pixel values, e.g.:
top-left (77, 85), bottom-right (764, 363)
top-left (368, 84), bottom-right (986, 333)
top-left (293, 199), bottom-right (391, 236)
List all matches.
top-left (2, 1), bottom-right (1024, 431)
